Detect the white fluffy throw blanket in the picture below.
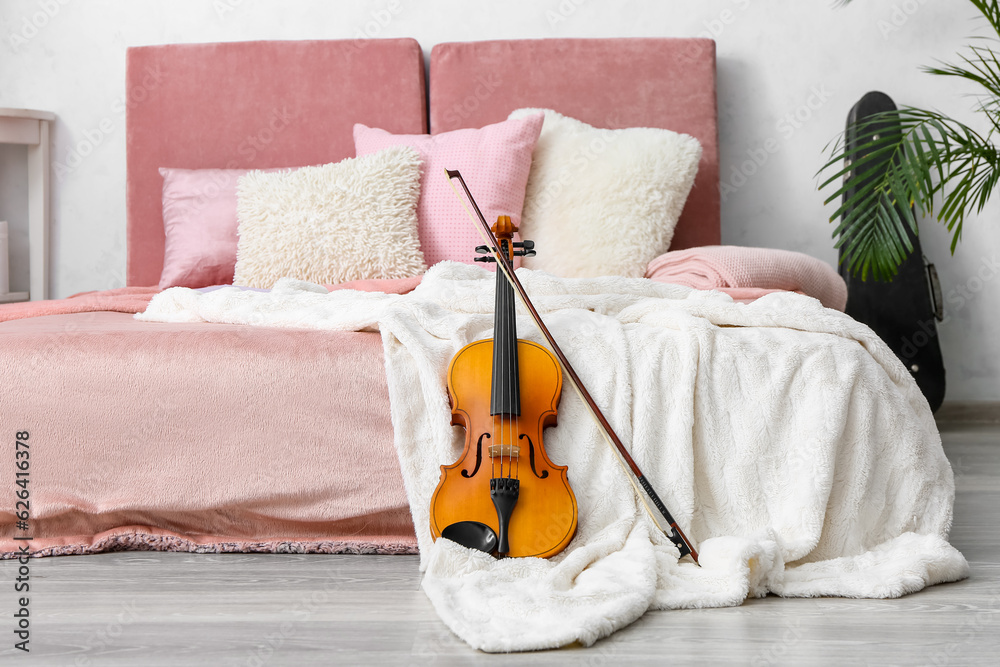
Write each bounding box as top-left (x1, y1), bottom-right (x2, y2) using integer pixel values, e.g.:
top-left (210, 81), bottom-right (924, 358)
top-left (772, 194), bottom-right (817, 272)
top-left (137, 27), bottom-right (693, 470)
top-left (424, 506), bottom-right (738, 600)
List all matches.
top-left (139, 263), bottom-right (968, 652)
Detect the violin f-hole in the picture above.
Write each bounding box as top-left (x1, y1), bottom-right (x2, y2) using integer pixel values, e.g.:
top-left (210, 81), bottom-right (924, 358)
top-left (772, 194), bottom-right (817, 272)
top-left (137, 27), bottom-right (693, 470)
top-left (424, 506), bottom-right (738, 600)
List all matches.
top-left (519, 433), bottom-right (549, 479)
top-left (462, 432), bottom-right (489, 478)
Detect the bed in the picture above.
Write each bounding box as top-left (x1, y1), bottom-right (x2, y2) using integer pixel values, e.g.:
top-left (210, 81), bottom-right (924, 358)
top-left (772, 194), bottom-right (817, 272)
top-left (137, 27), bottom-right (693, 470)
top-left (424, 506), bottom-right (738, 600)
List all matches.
top-left (0, 37), bottom-right (722, 556)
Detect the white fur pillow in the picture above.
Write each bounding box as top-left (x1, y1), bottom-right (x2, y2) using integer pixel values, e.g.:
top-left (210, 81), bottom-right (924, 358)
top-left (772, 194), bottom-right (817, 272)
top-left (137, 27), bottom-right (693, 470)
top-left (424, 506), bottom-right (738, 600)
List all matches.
top-left (509, 109), bottom-right (702, 278)
top-left (233, 146), bottom-right (425, 288)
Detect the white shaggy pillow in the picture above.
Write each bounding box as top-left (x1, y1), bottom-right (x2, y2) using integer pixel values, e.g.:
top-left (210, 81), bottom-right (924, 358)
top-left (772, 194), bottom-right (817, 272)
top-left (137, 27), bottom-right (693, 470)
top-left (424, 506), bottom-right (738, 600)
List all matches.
top-left (233, 146), bottom-right (425, 288)
top-left (509, 108), bottom-right (702, 278)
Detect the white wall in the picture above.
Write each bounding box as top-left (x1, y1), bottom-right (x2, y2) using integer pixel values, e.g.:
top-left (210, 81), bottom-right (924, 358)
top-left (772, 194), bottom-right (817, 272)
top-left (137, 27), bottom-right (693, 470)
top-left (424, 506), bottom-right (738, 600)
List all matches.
top-left (1, 0), bottom-right (997, 401)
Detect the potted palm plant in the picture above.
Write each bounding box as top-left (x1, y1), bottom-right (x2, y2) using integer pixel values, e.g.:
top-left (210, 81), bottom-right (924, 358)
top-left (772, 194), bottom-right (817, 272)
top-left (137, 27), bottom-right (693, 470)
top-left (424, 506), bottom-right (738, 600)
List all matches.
top-left (820, 0), bottom-right (1000, 280)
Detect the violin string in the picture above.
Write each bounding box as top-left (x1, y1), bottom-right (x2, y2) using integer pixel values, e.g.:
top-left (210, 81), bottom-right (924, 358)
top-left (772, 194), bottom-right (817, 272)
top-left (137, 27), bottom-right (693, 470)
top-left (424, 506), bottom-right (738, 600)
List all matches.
top-left (500, 250), bottom-right (507, 481)
top-left (497, 252), bottom-right (504, 482)
top-left (497, 244), bottom-right (510, 477)
top-left (505, 238), bottom-right (513, 480)
top-left (493, 252), bottom-right (500, 482)
top-left (504, 241), bottom-right (518, 477)
top-left (512, 240), bottom-right (519, 480)
top-left (510, 239), bottom-right (517, 481)
top-left (510, 239), bottom-right (518, 482)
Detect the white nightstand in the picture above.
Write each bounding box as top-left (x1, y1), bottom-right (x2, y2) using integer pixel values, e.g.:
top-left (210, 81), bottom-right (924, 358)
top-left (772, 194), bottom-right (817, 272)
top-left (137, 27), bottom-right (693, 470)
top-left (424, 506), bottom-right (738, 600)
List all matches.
top-left (0, 107), bottom-right (54, 302)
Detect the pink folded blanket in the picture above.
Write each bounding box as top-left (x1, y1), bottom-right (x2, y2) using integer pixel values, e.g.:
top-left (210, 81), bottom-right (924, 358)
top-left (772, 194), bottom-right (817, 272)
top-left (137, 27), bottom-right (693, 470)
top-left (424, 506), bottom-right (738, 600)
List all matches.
top-left (324, 274), bottom-right (423, 294)
top-left (0, 286), bottom-right (160, 322)
top-left (645, 245), bottom-right (848, 311)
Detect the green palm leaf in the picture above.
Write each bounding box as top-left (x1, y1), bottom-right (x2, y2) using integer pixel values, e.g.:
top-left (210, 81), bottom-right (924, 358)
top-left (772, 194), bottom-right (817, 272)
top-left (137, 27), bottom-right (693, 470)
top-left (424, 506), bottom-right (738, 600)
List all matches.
top-left (821, 0), bottom-right (1000, 280)
top-left (822, 108), bottom-right (1000, 280)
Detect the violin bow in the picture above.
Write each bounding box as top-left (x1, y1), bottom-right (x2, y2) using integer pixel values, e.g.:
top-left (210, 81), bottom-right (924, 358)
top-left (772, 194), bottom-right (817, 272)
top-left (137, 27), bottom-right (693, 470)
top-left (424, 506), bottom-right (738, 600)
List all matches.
top-left (446, 169), bottom-right (699, 564)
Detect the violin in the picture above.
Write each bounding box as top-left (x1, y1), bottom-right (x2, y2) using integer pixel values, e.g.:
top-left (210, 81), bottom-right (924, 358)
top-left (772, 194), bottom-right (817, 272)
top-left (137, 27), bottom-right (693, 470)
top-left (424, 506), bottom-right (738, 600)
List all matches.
top-left (436, 169), bottom-right (699, 564)
top-left (429, 215), bottom-right (578, 559)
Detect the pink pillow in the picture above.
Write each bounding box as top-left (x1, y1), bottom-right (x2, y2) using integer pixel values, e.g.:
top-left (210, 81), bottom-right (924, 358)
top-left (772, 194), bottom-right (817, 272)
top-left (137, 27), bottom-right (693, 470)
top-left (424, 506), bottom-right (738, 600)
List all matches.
top-left (353, 113), bottom-right (544, 267)
top-left (157, 168), bottom-right (249, 289)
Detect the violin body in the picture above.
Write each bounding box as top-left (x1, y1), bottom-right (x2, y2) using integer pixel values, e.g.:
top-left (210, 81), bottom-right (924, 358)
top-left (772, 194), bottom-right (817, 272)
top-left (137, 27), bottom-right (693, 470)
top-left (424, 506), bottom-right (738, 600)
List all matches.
top-left (429, 214), bottom-right (577, 559)
top-left (430, 338), bottom-right (577, 559)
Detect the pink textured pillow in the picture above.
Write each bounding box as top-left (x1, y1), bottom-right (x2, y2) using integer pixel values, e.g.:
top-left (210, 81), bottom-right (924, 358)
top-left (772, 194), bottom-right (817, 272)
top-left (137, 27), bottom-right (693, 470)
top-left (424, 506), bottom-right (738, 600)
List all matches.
top-left (353, 113), bottom-right (544, 266)
top-left (157, 168), bottom-right (248, 289)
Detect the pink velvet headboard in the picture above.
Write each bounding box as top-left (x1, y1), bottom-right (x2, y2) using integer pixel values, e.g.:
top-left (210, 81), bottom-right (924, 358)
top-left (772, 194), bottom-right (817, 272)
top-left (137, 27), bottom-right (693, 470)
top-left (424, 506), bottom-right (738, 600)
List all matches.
top-left (125, 39), bottom-right (428, 287)
top-left (126, 38), bottom-right (719, 285)
top-left (429, 38), bottom-right (720, 251)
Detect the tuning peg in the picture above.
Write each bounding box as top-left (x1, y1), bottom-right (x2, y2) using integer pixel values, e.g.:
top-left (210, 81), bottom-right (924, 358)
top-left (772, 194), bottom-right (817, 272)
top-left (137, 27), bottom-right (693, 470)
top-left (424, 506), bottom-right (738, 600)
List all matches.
top-left (512, 240), bottom-right (535, 250)
top-left (475, 245), bottom-right (491, 254)
top-left (474, 256), bottom-right (496, 263)
top-left (513, 249), bottom-right (536, 258)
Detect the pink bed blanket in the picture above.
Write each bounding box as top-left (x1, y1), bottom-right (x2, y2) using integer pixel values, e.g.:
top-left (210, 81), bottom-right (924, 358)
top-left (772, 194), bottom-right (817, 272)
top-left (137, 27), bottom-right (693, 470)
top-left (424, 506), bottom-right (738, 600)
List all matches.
top-left (646, 245), bottom-right (848, 311)
top-left (0, 281), bottom-right (424, 558)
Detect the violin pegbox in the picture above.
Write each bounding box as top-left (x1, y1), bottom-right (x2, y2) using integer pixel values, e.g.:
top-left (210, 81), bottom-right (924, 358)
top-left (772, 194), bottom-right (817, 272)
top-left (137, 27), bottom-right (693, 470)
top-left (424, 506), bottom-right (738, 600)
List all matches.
top-left (473, 215), bottom-right (536, 262)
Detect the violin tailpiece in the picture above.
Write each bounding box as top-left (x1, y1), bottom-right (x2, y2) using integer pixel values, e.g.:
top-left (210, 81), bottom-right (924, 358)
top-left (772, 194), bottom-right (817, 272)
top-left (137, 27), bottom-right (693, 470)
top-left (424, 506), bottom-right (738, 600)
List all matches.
top-left (490, 477), bottom-right (520, 556)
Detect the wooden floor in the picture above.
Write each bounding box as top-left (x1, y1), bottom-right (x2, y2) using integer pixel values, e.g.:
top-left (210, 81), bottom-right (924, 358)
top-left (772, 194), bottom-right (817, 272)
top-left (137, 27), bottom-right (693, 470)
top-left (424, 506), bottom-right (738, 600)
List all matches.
top-left (2, 422), bottom-right (998, 666)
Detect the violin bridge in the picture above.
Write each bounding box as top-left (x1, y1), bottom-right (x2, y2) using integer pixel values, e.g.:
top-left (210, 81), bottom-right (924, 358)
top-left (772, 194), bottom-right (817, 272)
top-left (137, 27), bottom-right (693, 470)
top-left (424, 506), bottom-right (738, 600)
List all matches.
top-left (488, 444), bottom-right (521, 458)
